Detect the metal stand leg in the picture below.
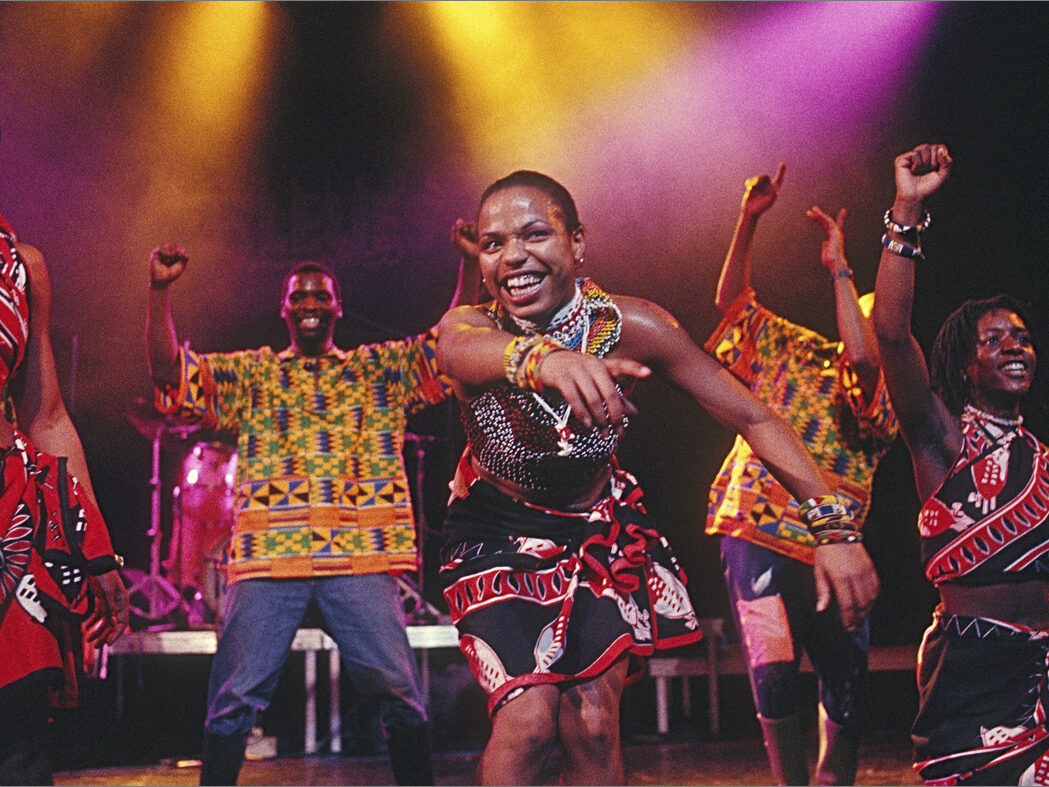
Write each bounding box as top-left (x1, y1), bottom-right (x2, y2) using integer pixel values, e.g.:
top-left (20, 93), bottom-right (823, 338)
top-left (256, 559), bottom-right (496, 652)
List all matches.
top-left (124, 430), bottom-right (182, 623)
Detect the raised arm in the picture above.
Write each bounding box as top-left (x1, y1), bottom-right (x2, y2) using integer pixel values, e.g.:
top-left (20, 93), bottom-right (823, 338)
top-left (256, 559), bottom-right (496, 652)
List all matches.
top-left (10, 243), bottom-right (128, 645)
top-left (620, 297), bottom-right (879, 631)
top-left (872, 145), bottom-right (959, 494)
top-left (146, 243), bottom-right (188, 389)
top-left (715, 164), bottom-right (785, 313)
top-left (448, 218), bottom-right (483, 308)
top-left (805, 206), bottom-right (880, 400)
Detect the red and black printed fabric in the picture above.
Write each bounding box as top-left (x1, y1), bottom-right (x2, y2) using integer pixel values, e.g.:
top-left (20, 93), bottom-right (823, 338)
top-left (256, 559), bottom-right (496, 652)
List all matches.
top-left (913, 611), bottom-right (1049, 785)
top-left (0, 214), bottom-right (120, 708)
top-left (0, 214), bottom-right (29, 384)
top-left (919, 406), bottom-right (1049, 586)
top-left (441, 467), bottom-right (702, 716)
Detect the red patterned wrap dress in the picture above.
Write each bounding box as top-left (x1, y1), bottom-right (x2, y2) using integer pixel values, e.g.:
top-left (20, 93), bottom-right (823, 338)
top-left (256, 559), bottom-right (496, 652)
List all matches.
top-left (0, 213), bottom-right (121, 712)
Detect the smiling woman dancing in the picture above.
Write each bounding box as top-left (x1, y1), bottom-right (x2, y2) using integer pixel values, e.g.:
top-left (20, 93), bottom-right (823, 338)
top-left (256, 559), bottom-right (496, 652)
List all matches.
top-left (435, 170), bottom-right (880, 785)
top-left (873, 144), bottom-right (1049, 785)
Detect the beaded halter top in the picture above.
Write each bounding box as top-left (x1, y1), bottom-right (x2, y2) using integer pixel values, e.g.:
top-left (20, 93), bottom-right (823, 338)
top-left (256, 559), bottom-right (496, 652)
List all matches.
top-left (462, 278), bottom-right (624, 493)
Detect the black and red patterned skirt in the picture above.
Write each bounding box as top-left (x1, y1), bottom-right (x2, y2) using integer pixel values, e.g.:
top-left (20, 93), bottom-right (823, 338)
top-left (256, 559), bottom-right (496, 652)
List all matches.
top-left (0, 431), bottom-right (119, 710)
top-left (440, 467), bottom-right (702, 716)
top-left (913, 607), bottom-right (1049, 785)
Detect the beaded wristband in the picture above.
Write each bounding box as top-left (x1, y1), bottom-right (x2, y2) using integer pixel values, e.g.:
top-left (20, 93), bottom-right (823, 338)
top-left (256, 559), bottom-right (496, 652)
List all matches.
top-left (504, 335), bottom-right (545, 387)
top-left (813, 529), bottom-right (863, 546)
top-left (882, 233), bottom-right (924, 260)
top-left (518, 338), bottom-right (566, 392)
top-left (883, 208), bottom-right (931, 237)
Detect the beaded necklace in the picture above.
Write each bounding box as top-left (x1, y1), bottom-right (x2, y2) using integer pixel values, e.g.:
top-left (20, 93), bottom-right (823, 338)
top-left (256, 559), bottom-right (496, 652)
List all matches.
top-left (485, 278), bottom-right (622, 456)
top-left (963, 404), bottom-right (1023, 429)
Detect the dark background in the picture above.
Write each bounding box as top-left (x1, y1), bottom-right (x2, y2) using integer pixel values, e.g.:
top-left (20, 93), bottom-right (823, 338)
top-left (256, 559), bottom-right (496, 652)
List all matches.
top-left (1, 0), bottom-right (1048, 765)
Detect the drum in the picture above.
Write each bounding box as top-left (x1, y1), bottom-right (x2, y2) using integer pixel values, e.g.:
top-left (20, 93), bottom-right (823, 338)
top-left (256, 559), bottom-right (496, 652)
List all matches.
top-left (179, 441), bottom-right (237, 522)
top-left (168, 442), bottom-right (237, 593)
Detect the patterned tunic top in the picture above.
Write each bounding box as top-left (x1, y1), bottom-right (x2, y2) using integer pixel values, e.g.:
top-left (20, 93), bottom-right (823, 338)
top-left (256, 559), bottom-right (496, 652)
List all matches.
top-left (920, 406), bottom-right (1049, 586)
top-left (155, 333), bottom-right (447, 583)
top-left (704, 288), bottom-right (898, 564)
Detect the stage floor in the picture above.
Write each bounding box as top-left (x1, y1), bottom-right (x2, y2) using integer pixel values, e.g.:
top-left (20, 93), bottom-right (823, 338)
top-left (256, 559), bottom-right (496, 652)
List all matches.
top-left (55, 733), bottom-right (920, 786)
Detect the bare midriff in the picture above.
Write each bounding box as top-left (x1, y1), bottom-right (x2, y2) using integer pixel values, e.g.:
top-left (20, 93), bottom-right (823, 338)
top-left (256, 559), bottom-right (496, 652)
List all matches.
top-left (470, 455), bottom-right (613, 512)
top-left (939, 579), bottom-right (1049, 629)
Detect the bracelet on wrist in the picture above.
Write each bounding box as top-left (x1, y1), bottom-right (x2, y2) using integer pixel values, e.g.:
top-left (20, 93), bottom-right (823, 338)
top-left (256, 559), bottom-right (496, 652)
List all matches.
top-left (504, 335), bottom-right (545, 387)
top-left (504, 335), bottom-right (566, 392)
top-left (519, 338), bottom-right (565, 392)
top-left (799, 494), bottom-right (847, 522)
top-left (831, 269), bottom-right (854, 281)
top-left (883, 208), bottom-right (930, 237)
top-left (882, 233), bottom-right (924, 260)
top-left (814, 529), bottom-right (864, 546)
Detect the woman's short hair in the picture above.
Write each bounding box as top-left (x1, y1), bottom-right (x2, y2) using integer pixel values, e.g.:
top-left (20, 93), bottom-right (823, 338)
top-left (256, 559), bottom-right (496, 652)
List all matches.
top-left (929, 293), bottom-right (1036, 414)
top-left (479, 171), bottom-right (581, 233)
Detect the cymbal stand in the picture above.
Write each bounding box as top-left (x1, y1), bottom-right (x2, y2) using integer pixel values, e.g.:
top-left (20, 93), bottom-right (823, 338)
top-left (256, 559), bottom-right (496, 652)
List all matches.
top-left (400, 432), bottom-right (442, 624)
top-left (124, 426), bottom-right (182, 624)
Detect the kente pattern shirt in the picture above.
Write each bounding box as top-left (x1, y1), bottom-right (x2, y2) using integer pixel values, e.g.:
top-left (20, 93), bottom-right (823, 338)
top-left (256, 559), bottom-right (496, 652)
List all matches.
top-left (155, 333), bottom-right (446, 583)
top-left (704, 288), bottom-right (897, 564)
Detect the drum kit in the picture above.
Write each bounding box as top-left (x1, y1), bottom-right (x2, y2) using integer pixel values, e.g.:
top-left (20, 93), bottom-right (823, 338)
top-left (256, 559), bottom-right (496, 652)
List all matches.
top-left (122, 398), bottom-right (236, 628)
top-left (121, 399), bottom-right (442, 629)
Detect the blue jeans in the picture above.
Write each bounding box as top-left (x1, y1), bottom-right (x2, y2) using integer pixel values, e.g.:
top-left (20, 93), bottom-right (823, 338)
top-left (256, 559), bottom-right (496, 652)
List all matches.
top-left (204, 574), bottom-right (427, 738)
top-left (721, 536), bottom-right (869, 728)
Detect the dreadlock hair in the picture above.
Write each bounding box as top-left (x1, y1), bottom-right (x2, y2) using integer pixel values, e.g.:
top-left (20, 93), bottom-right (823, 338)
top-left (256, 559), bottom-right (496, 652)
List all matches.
top-left (929, 294), bottom-right (1036, 416)
top-left (479, 171), bottom-right (581, 233)
top-left (281, 261), bottom-right (342, 304)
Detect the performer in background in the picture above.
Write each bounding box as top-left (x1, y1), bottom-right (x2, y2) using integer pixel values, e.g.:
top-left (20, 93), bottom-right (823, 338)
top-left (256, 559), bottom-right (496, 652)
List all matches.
top-left (146, 230), bottom-right (478, 786)
top-left (435, 170), bottom-right (880, 785)
top-left (0, 213), bottom-right (128, 785)
top-left (873, 144), bottom-right (1049, 785)
top-left (705, 166), bottom-right (897, 784)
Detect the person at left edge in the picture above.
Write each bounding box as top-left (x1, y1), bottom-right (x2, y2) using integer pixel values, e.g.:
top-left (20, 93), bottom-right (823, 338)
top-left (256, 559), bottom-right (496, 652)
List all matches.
top-left (0, 211), bottom-right (128, 786)
top-left (146, 224), bottom-right (479, 786)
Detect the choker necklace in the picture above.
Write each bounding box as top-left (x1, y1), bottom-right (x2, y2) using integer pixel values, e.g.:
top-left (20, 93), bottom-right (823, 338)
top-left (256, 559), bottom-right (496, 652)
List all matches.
top-left (964, 404), bottom-right (1023, 428)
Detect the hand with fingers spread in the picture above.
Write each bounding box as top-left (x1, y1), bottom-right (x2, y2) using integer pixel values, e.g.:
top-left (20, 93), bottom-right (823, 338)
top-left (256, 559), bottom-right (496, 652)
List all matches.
top-left (805, 205), bottom-right (850, 278)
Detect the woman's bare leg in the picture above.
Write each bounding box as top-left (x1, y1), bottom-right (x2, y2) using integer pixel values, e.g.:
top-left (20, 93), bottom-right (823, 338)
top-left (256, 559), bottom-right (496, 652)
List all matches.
top-left (478, 684), bottom-right (560, 785)
top-left (557, 657), bottom-right (629, 785)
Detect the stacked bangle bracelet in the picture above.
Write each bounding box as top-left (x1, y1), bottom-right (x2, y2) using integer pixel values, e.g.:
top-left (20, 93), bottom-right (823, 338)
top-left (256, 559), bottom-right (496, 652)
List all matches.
top-left (799, 494), bottom-right (863, 546)
top-left (503, 334), bottom-right (565, 392)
